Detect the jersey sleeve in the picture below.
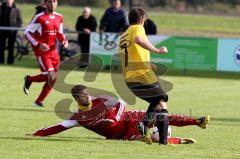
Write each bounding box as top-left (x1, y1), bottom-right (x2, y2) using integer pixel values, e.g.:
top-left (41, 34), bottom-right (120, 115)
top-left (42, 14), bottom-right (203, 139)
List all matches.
top-left (96, 95), bottom-right (126, 126)
top-left (106, 99), bottom-right (126, 127)
top-left (57, 17), bottom-right (67, 44)
top-left (24, 14), bottom-right (42, 48)
top-left (59, 120), bottom-right (80, 128)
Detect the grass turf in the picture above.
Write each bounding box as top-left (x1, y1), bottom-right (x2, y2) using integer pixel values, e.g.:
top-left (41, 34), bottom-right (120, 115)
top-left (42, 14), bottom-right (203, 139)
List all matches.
top-left (1, 3), bottom-right (240, 159)
top-left (0, 57), bottom-right (240, 159)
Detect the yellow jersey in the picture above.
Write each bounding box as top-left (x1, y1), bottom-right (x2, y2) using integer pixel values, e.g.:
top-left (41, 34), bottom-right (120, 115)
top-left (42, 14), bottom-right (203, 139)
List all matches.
top-left (118, 24), bottom-right (158, 84)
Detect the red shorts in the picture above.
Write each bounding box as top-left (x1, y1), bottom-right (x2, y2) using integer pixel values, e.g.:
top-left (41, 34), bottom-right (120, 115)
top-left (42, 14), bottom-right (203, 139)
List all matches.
top-left (36, 50), bottom-right (60, 74)
top-left (122, 111), bottom-right (146, 140)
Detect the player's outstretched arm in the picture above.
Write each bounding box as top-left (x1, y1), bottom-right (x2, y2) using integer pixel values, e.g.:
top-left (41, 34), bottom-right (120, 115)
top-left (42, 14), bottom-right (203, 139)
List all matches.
top-left (134, 36), bottom-right (168, 54)
top-left (27, 120), bottom-right (79, 137)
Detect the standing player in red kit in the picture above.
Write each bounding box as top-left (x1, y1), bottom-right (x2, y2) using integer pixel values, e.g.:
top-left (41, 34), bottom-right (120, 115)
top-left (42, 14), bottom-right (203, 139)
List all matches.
top-left (23, 0), bottom-right (68, 107)
top-left (28, 85), bottom-right (210, 144)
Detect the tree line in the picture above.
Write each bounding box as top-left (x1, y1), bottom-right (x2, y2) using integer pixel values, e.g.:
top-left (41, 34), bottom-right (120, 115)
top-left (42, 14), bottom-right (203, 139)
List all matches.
top-left (13, 0), bottom-right (240, 8)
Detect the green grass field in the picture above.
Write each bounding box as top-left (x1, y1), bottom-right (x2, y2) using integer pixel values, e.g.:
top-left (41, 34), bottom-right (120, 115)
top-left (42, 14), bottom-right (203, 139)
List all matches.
top-left (0, 57), bottom-right (240, 159)
top-left (0, 3), bottom-right (240, 159)
top-left (17, 3), bottom-right (240, 38)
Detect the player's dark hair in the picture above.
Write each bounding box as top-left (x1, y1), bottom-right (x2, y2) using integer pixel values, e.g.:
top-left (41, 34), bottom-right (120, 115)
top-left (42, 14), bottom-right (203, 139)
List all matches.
top-left (128, 7), bottom-right (146, 25)
top-left (71, 85), bottom-right (87, 98)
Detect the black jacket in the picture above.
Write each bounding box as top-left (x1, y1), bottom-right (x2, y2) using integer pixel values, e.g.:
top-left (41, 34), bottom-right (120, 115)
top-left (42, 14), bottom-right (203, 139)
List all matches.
top-left (75, 15), bottom-right (97, 43)
top-left (75, 15), bottom-right (97, 33)
top-left (0, 3), bottom-right (22, 27)
top-left (99, 7), bottom-right (128, 33)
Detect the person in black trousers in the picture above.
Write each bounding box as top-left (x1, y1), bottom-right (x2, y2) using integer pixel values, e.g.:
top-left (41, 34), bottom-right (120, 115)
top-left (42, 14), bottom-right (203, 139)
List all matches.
top-left (75, 7), bottom-right (97, 66)
top-left (0, 0), bottom-right (22, 64)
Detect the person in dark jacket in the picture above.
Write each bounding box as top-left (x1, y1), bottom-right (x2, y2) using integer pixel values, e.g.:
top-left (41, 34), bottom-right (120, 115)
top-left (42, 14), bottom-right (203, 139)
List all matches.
top-left (75, 7), bottom-right (97, 66)
top-left (35, 0), bottom-right (46, 15)
top-left (99, 0), bottom-right (128, 33)
top-left (144, 18), bottom-right (157, 35)
top-left (0, 0), bottom-right (22, 64)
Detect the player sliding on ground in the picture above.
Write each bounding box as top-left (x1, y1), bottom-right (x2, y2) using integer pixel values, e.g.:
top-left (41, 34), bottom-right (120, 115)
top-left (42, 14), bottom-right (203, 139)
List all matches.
top-left (118, 7), bottom-right (169, 145)
top-left (23, 0), bottom-right (68, 107)
top-left (28, 85), bottom-right (210, 144)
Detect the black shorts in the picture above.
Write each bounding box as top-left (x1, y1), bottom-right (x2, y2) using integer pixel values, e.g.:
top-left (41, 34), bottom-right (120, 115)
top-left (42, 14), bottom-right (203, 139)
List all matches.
top-left (126, 81), bottom-right (168, 103)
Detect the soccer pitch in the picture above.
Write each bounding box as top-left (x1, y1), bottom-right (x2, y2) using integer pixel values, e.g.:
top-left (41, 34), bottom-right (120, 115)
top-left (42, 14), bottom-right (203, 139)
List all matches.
top-left (0, 57), bottom-right (240, 159)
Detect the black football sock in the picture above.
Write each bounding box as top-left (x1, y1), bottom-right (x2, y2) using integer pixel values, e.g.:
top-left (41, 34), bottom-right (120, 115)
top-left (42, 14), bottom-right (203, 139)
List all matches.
top-left (143, 104), bottom-right (155, 127)
top-left (156, 109), bottom-right (169, 145)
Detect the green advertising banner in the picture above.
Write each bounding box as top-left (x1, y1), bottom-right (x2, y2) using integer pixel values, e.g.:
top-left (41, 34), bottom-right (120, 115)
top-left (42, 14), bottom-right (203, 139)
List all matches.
top-left (90, 33), bottom-right (218, 70)
top-left (152, 37), bottom-right (218, 70)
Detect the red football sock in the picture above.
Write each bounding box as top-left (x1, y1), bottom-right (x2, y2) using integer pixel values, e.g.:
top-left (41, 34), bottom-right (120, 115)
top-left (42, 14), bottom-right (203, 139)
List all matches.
top-left (28, 74), bottom-right (48, 82)
top-left (169, 115), bottom-right (198, 127)
top-left (168, 137), bottom-right (182, 144)
top-left (33, 125), bottom-right (68, 136)
top-left (35, 80), bottom-right (55, 103)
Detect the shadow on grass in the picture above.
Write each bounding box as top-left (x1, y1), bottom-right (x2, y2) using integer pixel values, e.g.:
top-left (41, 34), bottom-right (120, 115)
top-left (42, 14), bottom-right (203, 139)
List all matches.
top-left (0, 107), bottom-right (72, 114)
top-left (58, 136), bottom-right (105, 141)
top-left (0, 136), bottom-right (104, 143)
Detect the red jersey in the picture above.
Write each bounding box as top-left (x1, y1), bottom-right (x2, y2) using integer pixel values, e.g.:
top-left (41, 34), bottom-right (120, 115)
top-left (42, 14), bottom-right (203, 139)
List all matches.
top-left (70, 95), bottom-right (126, 139)
top-left (24, 11), bottom-right (66, 56)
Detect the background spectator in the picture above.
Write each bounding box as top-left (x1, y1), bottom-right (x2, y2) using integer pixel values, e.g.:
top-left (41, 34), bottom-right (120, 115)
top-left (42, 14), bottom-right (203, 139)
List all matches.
top-left (0, 0), bottom-right (22, 64)
top-left (75, 7), bottom-right (97, 66)
top-left (99, 0), bottom-right (128, 33)
top-left (35, 0), bottom-right (46, 15)
top-left (144, 17), bottom-right (157, 35)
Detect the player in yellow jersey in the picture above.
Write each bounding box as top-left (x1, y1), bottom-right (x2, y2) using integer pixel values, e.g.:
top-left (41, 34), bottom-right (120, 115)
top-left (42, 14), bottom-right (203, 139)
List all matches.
top-left (118, 7), bottom-right (169, 145)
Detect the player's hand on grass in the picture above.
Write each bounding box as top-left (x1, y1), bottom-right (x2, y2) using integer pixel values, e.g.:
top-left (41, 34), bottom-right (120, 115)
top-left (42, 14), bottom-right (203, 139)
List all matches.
top-left (157, 46), bottom-right (168, 54)
top-left (39, 43), bottom-right (50, 52)
top-left (101, 119), bottom-right (114, 125)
